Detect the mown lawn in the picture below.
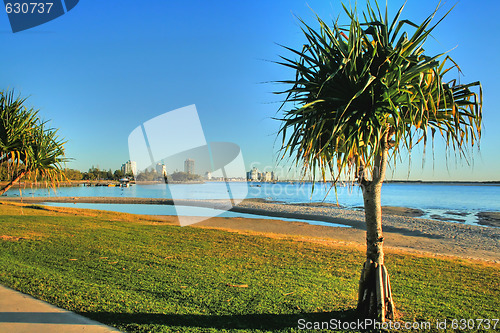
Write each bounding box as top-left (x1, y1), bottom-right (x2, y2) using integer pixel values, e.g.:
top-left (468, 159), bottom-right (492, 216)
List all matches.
top-left (0, 202), bottom-right (498, 332)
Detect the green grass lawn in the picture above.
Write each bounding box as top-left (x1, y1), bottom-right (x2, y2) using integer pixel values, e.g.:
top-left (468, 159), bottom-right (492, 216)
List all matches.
top-left (0, 202), bottom-right (498, 332)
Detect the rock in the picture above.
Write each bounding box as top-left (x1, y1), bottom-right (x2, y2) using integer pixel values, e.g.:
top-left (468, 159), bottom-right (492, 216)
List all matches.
top-left (383, 206), bottom-right (425, 217)
top-left (476, 212), bottom-right (500, 228)
top-left (430, 215), bottom-right (465, 223)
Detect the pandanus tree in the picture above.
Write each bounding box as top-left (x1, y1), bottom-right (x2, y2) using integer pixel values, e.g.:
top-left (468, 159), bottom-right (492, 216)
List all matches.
top-left (0, 90), bottom-right (67, 195)
top-left (275, 1), bottom-right (482, 321)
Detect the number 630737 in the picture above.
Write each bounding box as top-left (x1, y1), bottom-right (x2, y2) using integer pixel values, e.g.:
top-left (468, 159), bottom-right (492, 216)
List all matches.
top-left (5, 2), bottom-right (53, 14)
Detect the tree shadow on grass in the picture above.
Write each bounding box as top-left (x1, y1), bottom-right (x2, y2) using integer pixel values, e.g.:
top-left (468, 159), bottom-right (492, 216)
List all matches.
top-left (79, 309), bottom-right (358, 330)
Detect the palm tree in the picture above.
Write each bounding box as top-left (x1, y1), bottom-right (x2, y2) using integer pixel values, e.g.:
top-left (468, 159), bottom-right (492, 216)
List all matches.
top-left (275, 1), bottom-right (482, 321)
top-left (0, 90), bottom-right (67, 195)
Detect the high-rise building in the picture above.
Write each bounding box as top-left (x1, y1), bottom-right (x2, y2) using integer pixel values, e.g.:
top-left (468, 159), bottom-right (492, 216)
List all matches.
top-left (247, 167), bottom-right (259, 181)
top-left (263, 171), bottom-right (272, 182)
top-left (246, 167), bottom-right (276, 182)
top-left (184, 158), bottom-right (195, 174)
top-left (156, 163), bottom-right (167, 177)
top-left (121, 160), bottom-right (137, 175)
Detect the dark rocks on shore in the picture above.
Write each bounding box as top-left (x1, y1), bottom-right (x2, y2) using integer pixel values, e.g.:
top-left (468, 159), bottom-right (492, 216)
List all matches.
top-left (382, 206), bottom-right (425, 218)
top-left (430, 214), bottom-right (466, 223)
top-left (444, 211), bottom-right (469, 217)
top-left (476, 212), bottom-right (500, 228)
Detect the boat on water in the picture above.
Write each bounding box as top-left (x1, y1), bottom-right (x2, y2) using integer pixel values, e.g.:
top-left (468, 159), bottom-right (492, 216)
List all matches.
top-left (119, 178), bottom-right (131, 187)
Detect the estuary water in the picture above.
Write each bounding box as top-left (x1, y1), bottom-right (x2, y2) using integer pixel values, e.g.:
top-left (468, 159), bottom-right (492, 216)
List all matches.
top-left (5, 181), bottom-right (500, 225)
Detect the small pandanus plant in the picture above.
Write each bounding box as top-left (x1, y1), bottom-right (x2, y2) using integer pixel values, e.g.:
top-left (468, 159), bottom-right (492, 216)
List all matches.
top-left (275, 1), bottom-right (481, 321)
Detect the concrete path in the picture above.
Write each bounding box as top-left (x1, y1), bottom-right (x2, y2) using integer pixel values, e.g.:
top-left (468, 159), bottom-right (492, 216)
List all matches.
top-left (0, 285), bottom-right (121, 333)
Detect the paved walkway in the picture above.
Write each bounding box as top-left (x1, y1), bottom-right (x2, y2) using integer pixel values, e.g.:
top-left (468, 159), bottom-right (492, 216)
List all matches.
top-left (0, 285), bottom-right (121, 333)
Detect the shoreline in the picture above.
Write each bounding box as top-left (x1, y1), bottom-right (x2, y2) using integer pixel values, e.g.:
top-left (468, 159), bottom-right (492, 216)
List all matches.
top-left (3, 195), bottom-right (498, 227)
top-left (3, 179), bottom-right (500, 185)
top-left (2, 196), bottom-right (499, 263)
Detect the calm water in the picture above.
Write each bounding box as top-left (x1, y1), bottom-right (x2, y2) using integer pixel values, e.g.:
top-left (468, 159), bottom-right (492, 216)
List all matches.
top-left (5, 182), bottom-right (500, 225)
top-left (7, 182), bottom-right (500, 211)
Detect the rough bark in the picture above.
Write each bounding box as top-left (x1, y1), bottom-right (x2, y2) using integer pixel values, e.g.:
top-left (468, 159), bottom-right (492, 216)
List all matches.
top-left (0, 171), bottom-right (25, 195)
top-left (356, 133), bottom-right (396, 321)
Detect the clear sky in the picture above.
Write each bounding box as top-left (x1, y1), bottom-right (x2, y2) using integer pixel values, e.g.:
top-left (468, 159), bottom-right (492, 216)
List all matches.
top-left (1, 0), bottom-right (498, 181)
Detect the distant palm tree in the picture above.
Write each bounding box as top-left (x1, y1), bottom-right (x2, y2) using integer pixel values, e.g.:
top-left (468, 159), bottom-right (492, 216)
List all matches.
top-left (0, 90), bottom-right (67, 195)
top-left (275, 1), bottom-right (482, 321)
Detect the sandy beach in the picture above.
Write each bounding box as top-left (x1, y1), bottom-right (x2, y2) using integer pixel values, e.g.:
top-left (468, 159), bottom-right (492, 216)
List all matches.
top-left (2, 196), bottom-right (499, 263)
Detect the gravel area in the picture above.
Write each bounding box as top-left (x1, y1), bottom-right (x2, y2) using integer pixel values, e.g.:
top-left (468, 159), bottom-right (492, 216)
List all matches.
top-left (231, 199), bottom-right (500, 262)
top-left (236, 199), bottom-right (498, 240)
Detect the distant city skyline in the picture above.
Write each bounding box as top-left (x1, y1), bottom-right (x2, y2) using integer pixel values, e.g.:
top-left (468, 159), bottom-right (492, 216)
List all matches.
top-left (1, 0), bottom-right (499, 181)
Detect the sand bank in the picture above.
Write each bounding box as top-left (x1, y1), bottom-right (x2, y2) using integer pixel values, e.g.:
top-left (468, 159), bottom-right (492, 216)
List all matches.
top-left (1, 196), bottom-right (498, 263)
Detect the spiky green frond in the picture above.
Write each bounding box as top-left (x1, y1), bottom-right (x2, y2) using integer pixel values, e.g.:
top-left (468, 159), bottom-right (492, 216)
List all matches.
top-left (0, 90), bottom-right (68, 191)
top-left (276, 1), bottom-right (482, 183)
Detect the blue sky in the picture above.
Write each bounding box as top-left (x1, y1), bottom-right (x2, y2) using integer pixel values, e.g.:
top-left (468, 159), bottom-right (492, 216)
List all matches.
top-left (1, 0), bottom-right (498, 181)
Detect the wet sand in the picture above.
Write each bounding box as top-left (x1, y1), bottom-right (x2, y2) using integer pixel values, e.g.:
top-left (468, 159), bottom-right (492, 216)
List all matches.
top-left (1, 196), bottom-right (499, 263)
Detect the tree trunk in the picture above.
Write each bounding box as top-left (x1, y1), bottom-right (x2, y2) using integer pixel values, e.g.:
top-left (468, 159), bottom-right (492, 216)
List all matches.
top-left (0, 171), bottom-right (25, 195)
top-left (356, 135), bottom-right (395, 321)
